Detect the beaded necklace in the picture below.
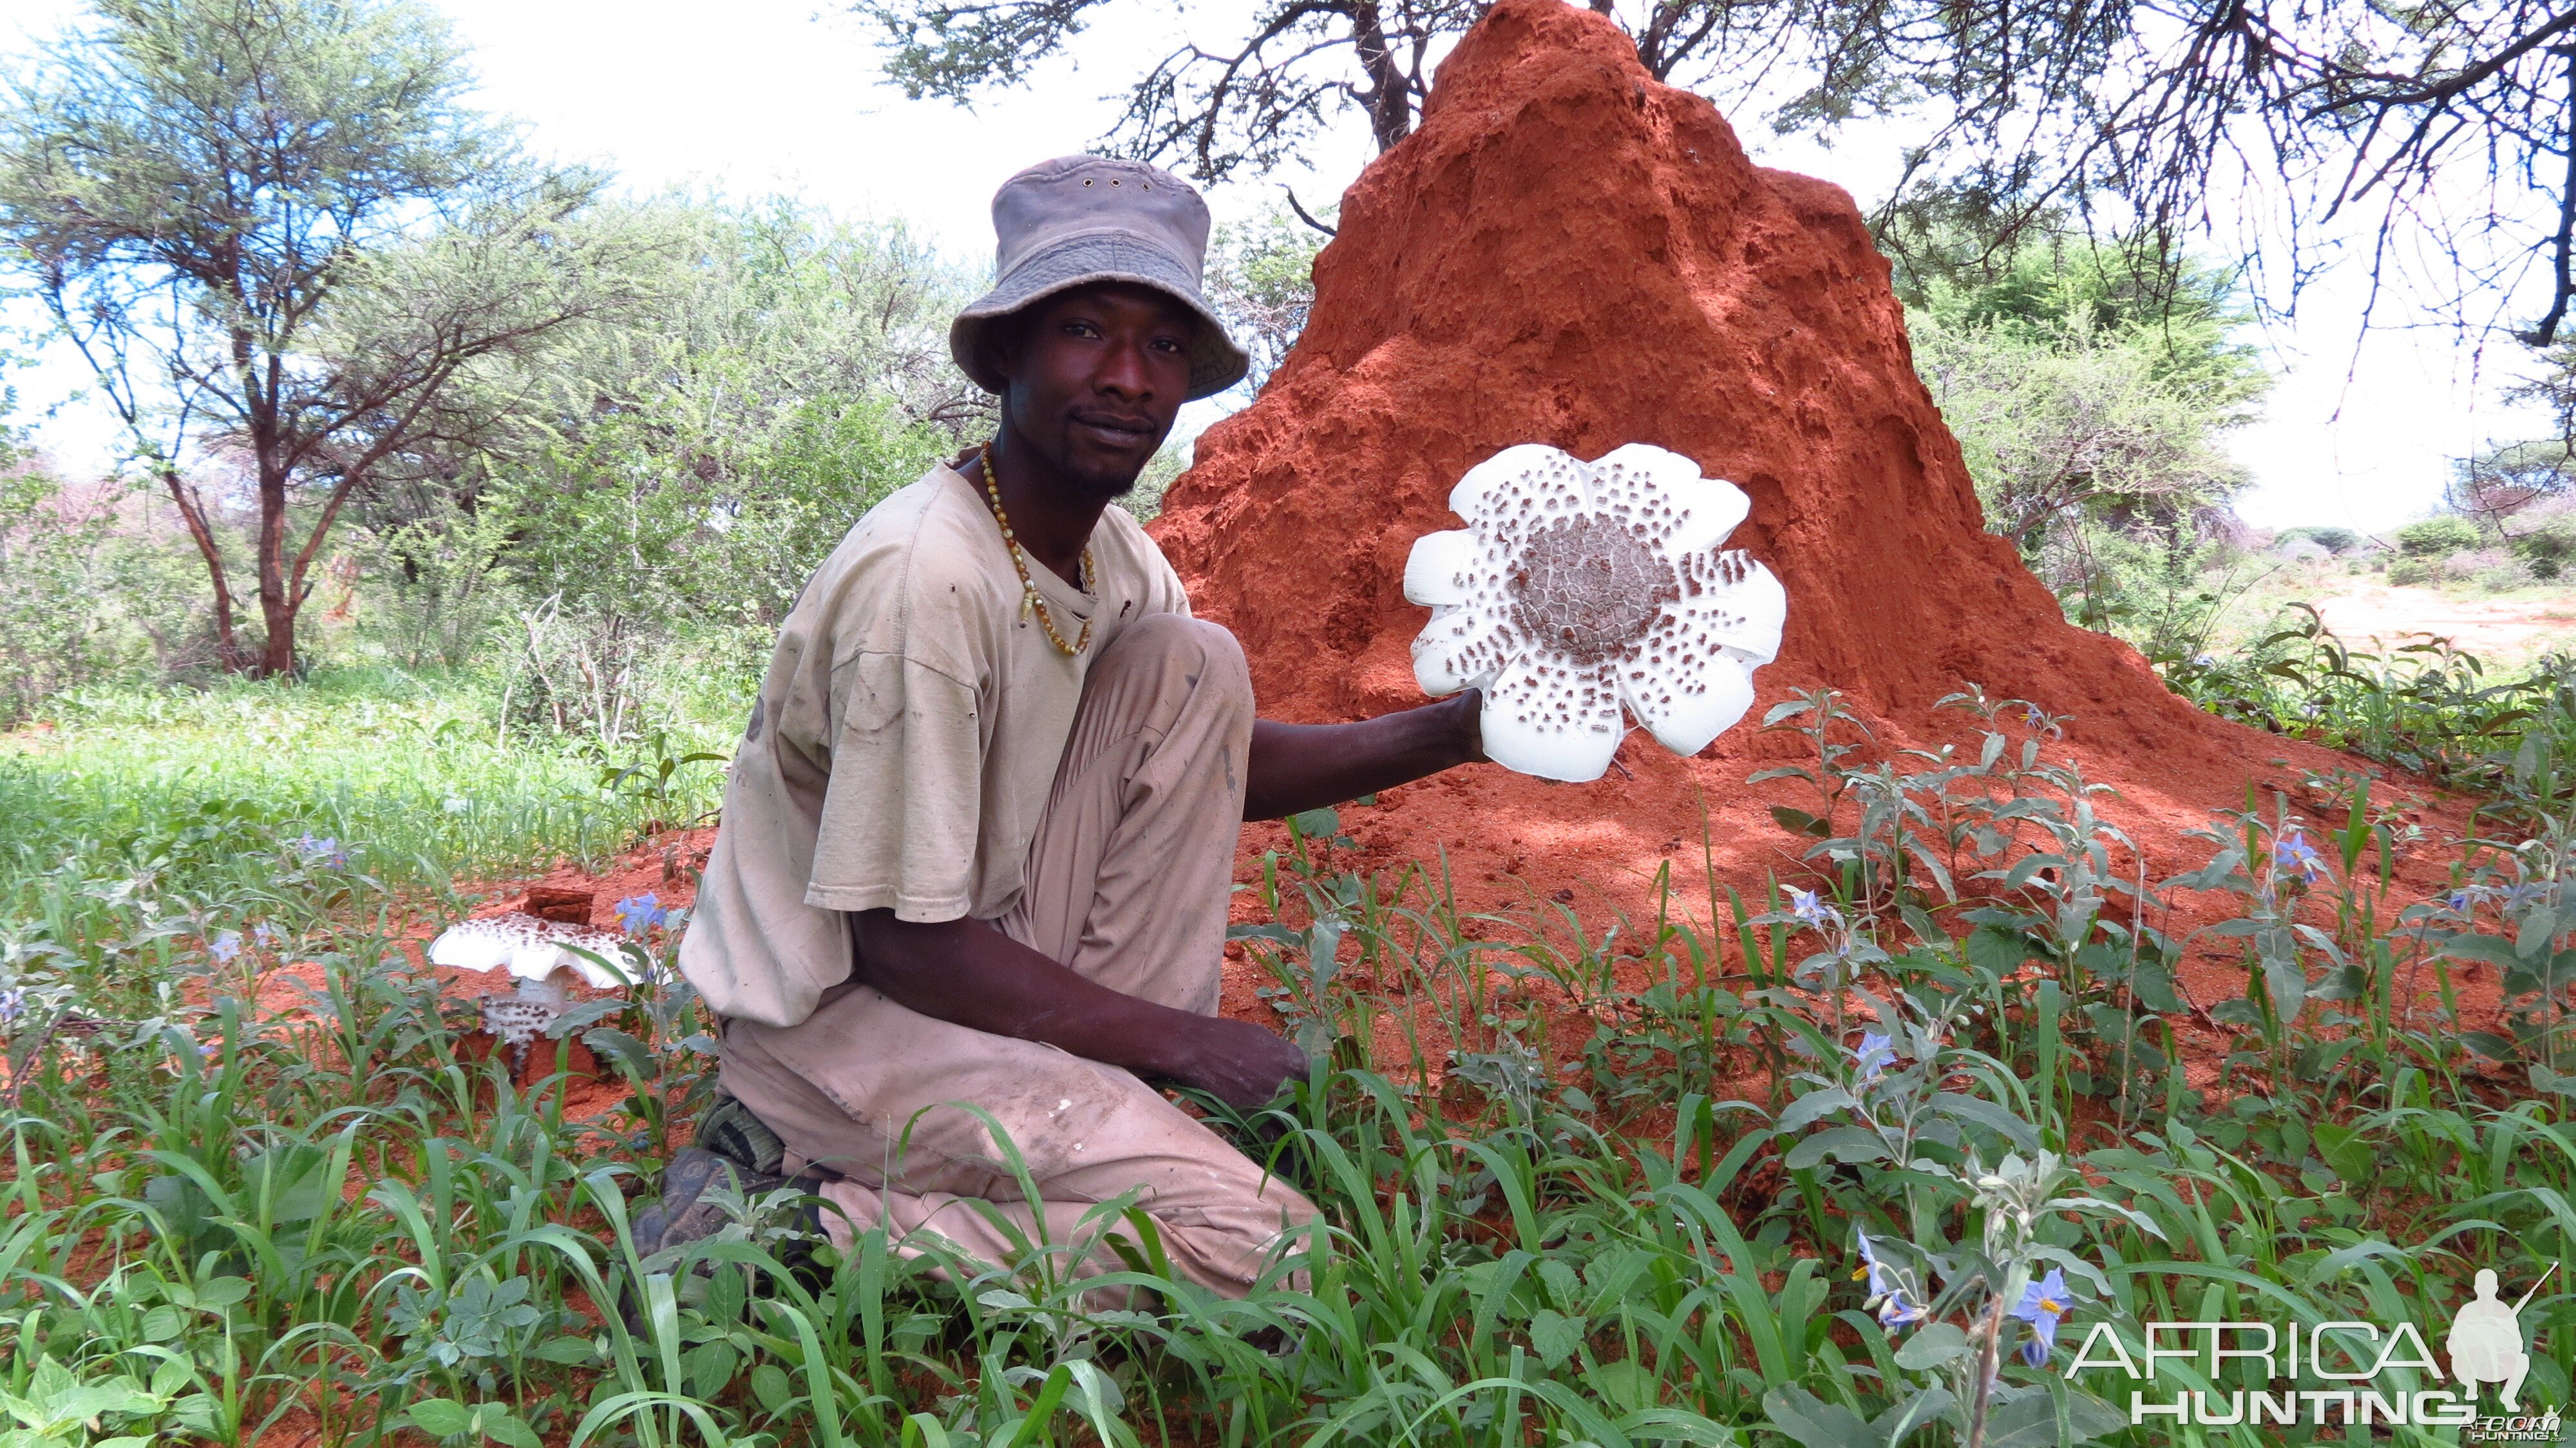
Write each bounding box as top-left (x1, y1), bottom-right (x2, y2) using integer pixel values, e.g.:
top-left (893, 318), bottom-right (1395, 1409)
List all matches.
top-left (978, 443), bottom-right (1094, 656)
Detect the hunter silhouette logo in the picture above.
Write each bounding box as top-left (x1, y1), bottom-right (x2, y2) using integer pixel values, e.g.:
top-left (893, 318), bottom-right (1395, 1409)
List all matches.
top-left (2064, 1261), bottom-right (2560, 1432)
top-left (2450, 1265), bottom-right (2549, 1410)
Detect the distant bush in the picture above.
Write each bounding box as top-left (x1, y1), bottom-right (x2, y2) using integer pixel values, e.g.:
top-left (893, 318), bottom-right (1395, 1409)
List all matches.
top-left (2389, 556), bottom-right (2436, 585)
top-left (2276, 525), bottom-right (2360, 553)
top-left (0, 470), bottom-right (207, 723)
top-left (2396, 515), bottom-right (2481, 556)
top-left (2511, 504), bottom-right (2576, 580)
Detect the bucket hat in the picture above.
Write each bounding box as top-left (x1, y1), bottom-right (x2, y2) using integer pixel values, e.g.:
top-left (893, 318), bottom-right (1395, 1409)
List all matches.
top-left (950, 156), bottom-right (1251, 402)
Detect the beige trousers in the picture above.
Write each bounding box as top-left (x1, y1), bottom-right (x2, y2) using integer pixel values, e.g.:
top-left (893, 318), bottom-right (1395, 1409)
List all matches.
top-left (718, 613), bottom-right (1317, 1297)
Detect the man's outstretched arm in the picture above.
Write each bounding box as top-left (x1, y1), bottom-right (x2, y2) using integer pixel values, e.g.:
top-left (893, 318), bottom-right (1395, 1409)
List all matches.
top-left (845, 910), bottom-right (1308, 1110)
top-left (1244, 690), bottom-right (1485, 821)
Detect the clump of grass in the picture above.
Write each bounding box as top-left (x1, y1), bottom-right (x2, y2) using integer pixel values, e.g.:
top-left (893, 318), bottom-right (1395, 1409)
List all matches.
top-left (2167, 603), bottom-right (2576, 829)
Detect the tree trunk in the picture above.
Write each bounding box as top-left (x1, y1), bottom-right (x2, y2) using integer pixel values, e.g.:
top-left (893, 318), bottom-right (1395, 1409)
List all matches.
top-left (1348, 3), bottom-right (1414, 152)
top-left (156, 462), bottom-right (244, 669)
top-left (254, 446), bottom-right (296, 677)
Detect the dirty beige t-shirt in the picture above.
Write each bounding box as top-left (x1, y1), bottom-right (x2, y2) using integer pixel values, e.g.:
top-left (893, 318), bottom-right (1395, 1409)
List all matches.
top-left (679, 461), bottom-right (1190, 1027)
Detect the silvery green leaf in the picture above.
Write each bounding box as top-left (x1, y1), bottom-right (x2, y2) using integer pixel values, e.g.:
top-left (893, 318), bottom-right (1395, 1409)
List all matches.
top-left (1873, 1386), bottom-right (1956, 1446)
top-left (1763, 1384), bottom-right (1878, 1448)
top-left (1785, 1126), bottom-right (1891, 1170)
top-left (1892, 1322), bottom-right (1969, 1369)
top-left (1777, 1088), bottom-right (1859, 1134)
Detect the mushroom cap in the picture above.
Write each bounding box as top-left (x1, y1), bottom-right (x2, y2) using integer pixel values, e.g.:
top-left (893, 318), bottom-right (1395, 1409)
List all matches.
top-left (426, 913), bottom-right (632, 989)
top-left (1404, 443), bottom-right (1785, 783)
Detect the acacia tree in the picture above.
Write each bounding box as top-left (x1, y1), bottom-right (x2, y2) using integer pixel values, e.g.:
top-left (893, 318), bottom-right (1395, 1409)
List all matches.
top-left (0, 0), bottom-right (639, 676)
top-left (863, 0), bottom-right (2576, 341)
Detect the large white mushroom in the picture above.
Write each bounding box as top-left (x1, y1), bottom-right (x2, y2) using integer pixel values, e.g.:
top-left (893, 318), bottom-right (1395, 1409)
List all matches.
top-left (1403, 443), bottom-right (1786, 783)
top-left (426, 913), bottom-right (630, 1053)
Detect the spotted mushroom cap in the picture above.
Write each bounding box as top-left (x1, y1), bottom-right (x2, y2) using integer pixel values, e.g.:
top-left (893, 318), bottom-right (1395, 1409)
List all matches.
top-left (427, 913), bottom-right (632, 989)
top-left (1403, 443), bottom-right (1786, 783)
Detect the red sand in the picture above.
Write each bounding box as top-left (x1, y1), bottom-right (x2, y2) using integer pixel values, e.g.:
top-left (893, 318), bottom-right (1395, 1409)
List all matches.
top-left (1146, 0), bottom-right (2484, 1019)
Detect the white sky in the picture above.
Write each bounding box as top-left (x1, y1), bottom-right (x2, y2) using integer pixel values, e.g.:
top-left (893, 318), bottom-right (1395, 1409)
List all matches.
top-left (0, 0), bottom-right (2553, 533)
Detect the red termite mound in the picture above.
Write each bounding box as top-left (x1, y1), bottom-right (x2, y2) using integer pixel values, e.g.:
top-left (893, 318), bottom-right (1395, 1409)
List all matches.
top-left (1151, 0), bottom-right (2448, 924)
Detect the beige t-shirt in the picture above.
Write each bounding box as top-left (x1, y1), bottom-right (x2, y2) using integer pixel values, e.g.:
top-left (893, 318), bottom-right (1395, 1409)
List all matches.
top-left (679, 461), bottom-right (1191, 1027)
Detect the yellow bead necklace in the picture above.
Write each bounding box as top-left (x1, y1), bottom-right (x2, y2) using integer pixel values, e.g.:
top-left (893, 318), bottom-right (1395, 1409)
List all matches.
top-left (979, 443), bottom-right (1094, 656)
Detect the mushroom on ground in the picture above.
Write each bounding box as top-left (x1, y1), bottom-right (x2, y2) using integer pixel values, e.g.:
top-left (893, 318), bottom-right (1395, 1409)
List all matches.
top-left (426, 913), bottom-right (631, 1061)
top-left (1404, 443), bottom-right (1786, 783)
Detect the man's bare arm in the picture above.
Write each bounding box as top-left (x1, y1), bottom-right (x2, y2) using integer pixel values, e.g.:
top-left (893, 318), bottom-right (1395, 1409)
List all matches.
top-left (1244, 690), bottom-right (1485, 821)
top-left (846, 910), bottom-right (1308, 1110)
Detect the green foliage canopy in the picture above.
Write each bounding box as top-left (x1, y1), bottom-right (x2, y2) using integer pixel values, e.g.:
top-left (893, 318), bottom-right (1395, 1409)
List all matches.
top-left (0, 0), bottom-right (640, 678)
top-left (2396, 515), bottom-right (2481, 557)
top-left (859, 0), bottom-right (2576, 345)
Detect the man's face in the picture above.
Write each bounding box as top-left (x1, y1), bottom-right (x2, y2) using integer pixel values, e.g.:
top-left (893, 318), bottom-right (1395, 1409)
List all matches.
top-left (994, 282), bottom-right (1196, 497)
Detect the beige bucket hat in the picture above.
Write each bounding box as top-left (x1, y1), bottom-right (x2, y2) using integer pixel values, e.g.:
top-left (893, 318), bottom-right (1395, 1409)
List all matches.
top-left (949, 156), bottom-right (1251, 402)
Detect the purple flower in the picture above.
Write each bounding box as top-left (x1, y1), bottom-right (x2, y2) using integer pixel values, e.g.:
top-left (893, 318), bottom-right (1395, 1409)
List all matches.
top-left (2011, 1267), bottom-right (2073, 1366)
top-left (614, 893), bottom-right (671, 937)
top-left (1856, 1230), bottom-right (1925, 1329)
top-left (2273, 831), bottom-right (2327, 885)
top-left (1788, 888), bottom-right (1837, 930)
top-left (1877, 1290), bottom-right (1928, 1330)
top-left (253, 922), bottom-right (276, 945)
top-left (1854, 1231), bottom-right (1896, 1297)
top-left (1853, 1031), bottom-right (1895, 1083)
top-left (210, 930), bottom-right (242, 964)
top-left (0, 987), bottom-right (23, 1024)
top-left (294, 834), bottom-right (348, 869)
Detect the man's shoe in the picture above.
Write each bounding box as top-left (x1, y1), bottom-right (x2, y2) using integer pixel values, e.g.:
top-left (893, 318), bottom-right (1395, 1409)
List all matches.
top-left (623, 1148), bottom-right (832, 1334)
top-left (630, 1147), bottom-right (792, 1258)
top-left (695, 1090), bottom-right (788, 1177)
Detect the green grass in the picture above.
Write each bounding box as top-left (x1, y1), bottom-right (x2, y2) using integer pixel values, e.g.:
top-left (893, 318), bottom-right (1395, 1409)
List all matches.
top-left (6, 665), bottom-right (2576, 1447)
top-left (1, 667), bottom-right (739, 917)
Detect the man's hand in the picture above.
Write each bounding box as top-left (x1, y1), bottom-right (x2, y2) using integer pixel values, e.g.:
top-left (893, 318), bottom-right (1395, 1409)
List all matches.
top-left (1245, 688), bottom-right (1485, 821)
top-left (1157, 1014), bottom-right (1310, 1110)
top-left (847, 910), bottom-right (1306, 1106)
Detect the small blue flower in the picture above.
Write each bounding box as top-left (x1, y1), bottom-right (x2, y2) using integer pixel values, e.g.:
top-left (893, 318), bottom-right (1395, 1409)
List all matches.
top-left (0, 987), bottom-right (24, 1024)
top-left (1855, 1231), bottom-right (1925, 1331)
top-left (614, 893), bottom-right (671, 937)
top-left (1788, 888), bottom-right (1837, 930)
top-left (253, 922), bottom-right (276, 945)
top-left (1853, 1031), bottom-right (1895, 1083)
top-left (294, 834), bottom-right (348, 868)
top-left (2273, 831), bottom-right (2328, 885)
top-left (210, 930), bottom-right (242, 964)
top-left (1877, 1289), bottom-right (1929, 1330)
top-left (1854, 1231), bottom-right (1896, 1297)
top-left (2011, 1267), bottom-right (2073, 1366)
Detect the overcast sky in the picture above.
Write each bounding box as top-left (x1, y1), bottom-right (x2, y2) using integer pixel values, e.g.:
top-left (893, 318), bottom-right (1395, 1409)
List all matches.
top-left (1, 0), bottom-right (2553, 533)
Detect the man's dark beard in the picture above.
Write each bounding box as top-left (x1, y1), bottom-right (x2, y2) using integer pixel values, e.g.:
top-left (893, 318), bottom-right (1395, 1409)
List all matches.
top-left (1059, 419), bottom-right (1162, 500)
top-left (1057, 453), bottom-right (1144, 500)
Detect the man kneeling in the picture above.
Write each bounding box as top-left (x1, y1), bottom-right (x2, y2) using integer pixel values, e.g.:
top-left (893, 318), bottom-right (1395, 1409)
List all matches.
top-left (641, 156), bottom-right (1486, 1297)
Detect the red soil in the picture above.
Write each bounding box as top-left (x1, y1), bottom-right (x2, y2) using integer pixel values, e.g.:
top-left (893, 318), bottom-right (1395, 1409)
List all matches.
top-left (1146, 0), bottom-right (2486, 1024)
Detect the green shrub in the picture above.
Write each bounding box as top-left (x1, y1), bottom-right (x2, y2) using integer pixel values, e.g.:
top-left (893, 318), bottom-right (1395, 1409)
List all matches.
top-left (2395, 514), bottom-right (2479, 556)
top-left (2387, 556), bottom-right (2436, 585)
top-left (0, 471), bottom-right (208, 722)
top-left (2512, 509), bottom-right (2576, 580)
